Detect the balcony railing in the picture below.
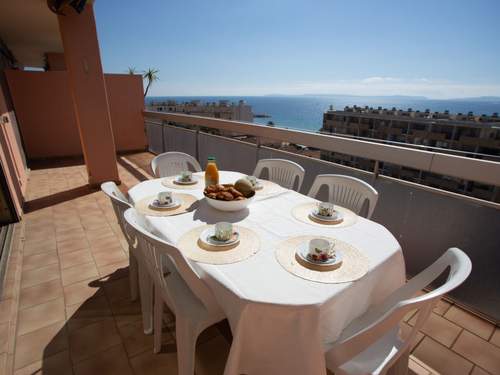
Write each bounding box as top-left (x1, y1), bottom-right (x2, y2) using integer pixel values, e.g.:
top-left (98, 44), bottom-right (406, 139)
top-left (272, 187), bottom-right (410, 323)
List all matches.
top-left (143, 110), bottom-right (500, 323)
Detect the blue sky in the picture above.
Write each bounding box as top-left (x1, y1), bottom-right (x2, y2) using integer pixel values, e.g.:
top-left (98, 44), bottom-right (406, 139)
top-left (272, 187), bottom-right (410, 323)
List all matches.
top-left (94, 0), bottom-right (500, 98)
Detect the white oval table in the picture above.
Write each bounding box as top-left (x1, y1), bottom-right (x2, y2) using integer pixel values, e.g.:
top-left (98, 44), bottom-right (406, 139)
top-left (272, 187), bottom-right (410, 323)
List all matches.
top-left (128, 171), bottom-right (405, 375)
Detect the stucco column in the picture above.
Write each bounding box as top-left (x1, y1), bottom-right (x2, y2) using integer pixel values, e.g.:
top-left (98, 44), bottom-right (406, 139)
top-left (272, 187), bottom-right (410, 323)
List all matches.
top-left (57, 4), bottom-right (120, 185)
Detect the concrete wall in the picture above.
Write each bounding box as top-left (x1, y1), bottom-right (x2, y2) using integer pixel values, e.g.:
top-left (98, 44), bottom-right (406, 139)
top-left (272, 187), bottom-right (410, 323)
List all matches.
top-left (5, 70), bottom-right (146, 160)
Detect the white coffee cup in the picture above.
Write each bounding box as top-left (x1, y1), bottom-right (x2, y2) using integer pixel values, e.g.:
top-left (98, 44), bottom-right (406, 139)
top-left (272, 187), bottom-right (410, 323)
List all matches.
top-left (308, 238), bottom-right (335, 260)
top-left (180, 170), bottom-right (192, 181)
top-left (157, 191), bottom-right (173, 205)
top-left (214, 222), bottom-right (233, 241)
top-left (317, 202), bottom-right (335, 217)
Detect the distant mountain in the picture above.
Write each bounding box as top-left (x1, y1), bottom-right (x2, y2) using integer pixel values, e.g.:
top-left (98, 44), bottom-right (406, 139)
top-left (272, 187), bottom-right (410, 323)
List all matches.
top-left (301, 94), bottom-right (429, 100)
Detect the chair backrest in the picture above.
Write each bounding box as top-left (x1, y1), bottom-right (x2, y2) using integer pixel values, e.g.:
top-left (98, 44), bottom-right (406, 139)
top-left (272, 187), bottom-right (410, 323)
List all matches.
top-left (151, 152), bottom-right (202, 178)
top-left (326, 248), bottom-right (472, 371)
top-left (308, 174), bottom-right (379, 219)
top-left (123, 208), bottom-right (220, 314)
top-left (101, 182), bottom-right (132, 242)
top-left (253, 158), bottom-right (305, 191)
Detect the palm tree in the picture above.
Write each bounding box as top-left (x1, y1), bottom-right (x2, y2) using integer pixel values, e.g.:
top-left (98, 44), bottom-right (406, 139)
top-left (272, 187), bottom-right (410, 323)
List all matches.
top-left (143, 68), bottom-right (159, 98)
top-left (127, 67), bottom-right (138, 75)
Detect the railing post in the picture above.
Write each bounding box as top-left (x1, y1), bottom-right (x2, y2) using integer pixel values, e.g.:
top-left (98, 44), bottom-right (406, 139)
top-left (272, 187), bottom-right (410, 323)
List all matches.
top-left (195, 126), bottom-right (200, 161)
top-left (256, 136), bottom-right (261, 164)
top-left (372, 160), bottom-right (380, 184)
top-left (161, 120), bottom-right (166, 153)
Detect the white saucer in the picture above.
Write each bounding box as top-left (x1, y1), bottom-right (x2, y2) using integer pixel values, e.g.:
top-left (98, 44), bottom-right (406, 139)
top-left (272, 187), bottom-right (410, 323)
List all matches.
top-left (149, 198), bottom-right (182, 210)
top-left (173, 176), bottom-right (198, 185)
top-left (310, 210), bottom-right (343, 222)
top-left (296, 242), bottom-right (342, 266)
top-left (199, 228), bottom-right (240, 247)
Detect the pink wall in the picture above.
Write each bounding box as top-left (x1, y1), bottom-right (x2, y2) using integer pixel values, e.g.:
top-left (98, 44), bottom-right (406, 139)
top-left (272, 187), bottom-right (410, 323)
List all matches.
top-left (5, 70), bottom-right (146, 160)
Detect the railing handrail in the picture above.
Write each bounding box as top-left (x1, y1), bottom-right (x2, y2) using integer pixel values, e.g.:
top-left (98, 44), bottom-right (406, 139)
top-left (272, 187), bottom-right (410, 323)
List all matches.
top-left (143, 111), bottom-right (500, 187)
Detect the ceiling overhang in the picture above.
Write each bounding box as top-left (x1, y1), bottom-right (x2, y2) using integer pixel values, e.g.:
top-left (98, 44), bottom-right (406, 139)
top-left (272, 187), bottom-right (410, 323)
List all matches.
top-left (0, 1), bottom-right (63, 68)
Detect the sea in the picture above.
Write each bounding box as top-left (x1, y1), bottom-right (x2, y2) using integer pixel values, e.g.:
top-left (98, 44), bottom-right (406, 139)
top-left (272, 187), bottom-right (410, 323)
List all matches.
top-left (146, 95), bottom-right (500, 133)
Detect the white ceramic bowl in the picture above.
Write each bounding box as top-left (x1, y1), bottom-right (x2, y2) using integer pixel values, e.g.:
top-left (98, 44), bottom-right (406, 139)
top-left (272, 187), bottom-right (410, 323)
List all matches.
top-left (204, 192), bottom-right (255, 212)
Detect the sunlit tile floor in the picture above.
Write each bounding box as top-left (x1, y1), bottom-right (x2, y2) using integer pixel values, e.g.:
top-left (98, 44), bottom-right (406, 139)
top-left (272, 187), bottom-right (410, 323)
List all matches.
top-left (0, 152), bottom-right (498, 375)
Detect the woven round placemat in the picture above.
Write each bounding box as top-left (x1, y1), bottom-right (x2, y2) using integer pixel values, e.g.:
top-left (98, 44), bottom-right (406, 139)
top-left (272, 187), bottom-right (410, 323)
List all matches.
top-left (161, 175), bottom-right (203, 190)
top-left (291, 203), bottom-right (358, 228)
top-left (177, 225), bottom-right (260, 264)
top-left (275, 236), bottom-right (369, 283)
top-left (135, 194), bottom-right (198, 217)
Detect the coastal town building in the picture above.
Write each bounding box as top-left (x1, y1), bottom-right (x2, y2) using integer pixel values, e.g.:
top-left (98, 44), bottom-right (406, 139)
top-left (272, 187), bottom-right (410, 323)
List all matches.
top-left (148, 99), bottom-right (254, 122)
top-left (321, 106), bottom-right (500, 201)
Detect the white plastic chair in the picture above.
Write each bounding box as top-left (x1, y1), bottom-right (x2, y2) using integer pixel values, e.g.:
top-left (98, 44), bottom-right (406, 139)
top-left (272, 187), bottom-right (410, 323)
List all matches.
top-left (100, 182), bottom-right (154, 334)
top-left (124, 208), bottom-right (225, 375)
top-left (325, 247), bottom-right (472, 375)
top-left (253, 158), bottom-right (305, 191)
top-left (151, 151), bottom-right (202, 178)
top-left (308, 174), bottom-right (379, 219)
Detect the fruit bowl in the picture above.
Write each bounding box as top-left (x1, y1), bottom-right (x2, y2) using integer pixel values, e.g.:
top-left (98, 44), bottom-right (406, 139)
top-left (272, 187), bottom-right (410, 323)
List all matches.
top-left (203, 184), bottom-right (255, 212)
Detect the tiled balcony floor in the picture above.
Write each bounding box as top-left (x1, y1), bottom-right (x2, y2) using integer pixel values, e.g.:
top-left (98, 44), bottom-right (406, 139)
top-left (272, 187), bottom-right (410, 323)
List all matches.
top-left (0, 152), bottom-right (499, 375)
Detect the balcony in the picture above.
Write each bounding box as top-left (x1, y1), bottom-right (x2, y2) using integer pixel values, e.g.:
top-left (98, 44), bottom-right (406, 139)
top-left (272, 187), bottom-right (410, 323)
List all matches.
top-left (0, 148), bottom-right (497, 374)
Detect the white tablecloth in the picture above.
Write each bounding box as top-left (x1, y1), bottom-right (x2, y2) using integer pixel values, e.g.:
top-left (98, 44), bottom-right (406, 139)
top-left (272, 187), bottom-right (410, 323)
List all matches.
top-left (128, 171), bottom-right (405, 375)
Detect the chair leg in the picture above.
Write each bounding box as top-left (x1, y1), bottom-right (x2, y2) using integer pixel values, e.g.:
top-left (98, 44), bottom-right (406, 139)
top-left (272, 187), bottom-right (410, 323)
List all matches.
top-left (386, 348), bottom-right (409, 375)
top-left (138, 264), bottom-right (153, 334)
top-left (129, 252), bottom-right (139, 301)
top-left (175, 318), bottom-right (198, 375)
top-left (154, 288), bottom-right (163, 353)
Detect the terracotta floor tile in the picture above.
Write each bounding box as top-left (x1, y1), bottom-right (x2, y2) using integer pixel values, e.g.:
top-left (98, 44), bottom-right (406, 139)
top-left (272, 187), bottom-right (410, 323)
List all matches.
top-left (22, 252), bottom-right (59, 271)
top-left (89, 235), bottom-right (122, 253)
top-left (14, 321), bottom-right (68, 370)
top-left (92, 247), bottom-right (127, 267)
top-left (444, 306), bottom-right (495, 340)
top-left (413, 337), bottom-right (473, 375)
top-left (491, 329), bottom-right (500, 347)
top-left (0, 299), bottom-right (13, 324)
top-left (69, 318), bottom-right (122, 364)
top-left (73, 344), bottom-right (133, 375)
top-left (61, 262), bottom-right (98, 286)
top-left (471, 366), bottom-right (492, 375)
top-left (97, 259), bottom-right (129, 278)
top-left (109, 297), bottom-right (143, 328)
top-left (85, 227), bottom-right (116, 242)
top-left (0, 323), bottom-right (8, 353)
top-left (66, 296), bottom-right (112, 333)
top-left (59, 249), bottom-right (93, 269)
top-left (433, 299), bottom-right (453, 316)
top-left (19, 279), bottom-right (63, 310)
top-left (17, 298), bottom-right (66, 336)
top-left (103, 277), bottom-right (131, 302)
top-left (63, 278), bottom-right (103, 306)
top-left (14, 350), bottom-right (72, 375)
top-left (57, 238), bottom-right (90, 255)
top-left (23, 238), bottom-right (57, 256)
top-left (56, 227), bottom-right (86, 243)
top-left (453, 330), bottom-right (500, 375)
top-left (117, 320), bottom-right (156, 357)
top-left (410, 312), bottom-right (462, 347)
top-left (21, 263), bottom-right (60, 289)
top-left (129, 350), bottom-right (178, 375)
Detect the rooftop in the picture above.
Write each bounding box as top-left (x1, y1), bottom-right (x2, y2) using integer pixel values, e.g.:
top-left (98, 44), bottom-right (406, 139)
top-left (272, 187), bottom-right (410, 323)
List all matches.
top-left (0, 152), bottom-right (498, 375)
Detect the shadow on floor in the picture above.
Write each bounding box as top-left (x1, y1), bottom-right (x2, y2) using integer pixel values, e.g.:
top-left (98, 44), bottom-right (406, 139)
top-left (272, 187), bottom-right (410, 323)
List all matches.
top-left (23, 185), bottom-right (96, 213)
top-left (117, 156), bottom-right (151, 183)
top-left (28, 156), bottom-right (86, 170)
top-left (35, 266), bottom-right (232, 374)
